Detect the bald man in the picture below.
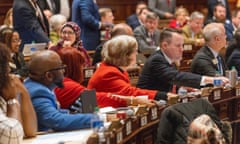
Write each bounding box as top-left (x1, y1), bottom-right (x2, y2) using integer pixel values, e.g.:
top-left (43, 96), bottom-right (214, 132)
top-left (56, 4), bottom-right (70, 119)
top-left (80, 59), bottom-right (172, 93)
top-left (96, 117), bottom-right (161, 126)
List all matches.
top-left (24, 50), bottom-right (97, 131)
top-left (92, 23), bottom-right (133, 65)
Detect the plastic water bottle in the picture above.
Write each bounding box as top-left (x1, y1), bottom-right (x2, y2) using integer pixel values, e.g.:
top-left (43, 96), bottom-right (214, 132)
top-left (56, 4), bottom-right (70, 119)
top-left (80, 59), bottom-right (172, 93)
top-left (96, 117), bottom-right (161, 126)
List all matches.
top-left (178, 87), bottom-right (187, 98)
top-left (30, 41), bottom-right (37, 55)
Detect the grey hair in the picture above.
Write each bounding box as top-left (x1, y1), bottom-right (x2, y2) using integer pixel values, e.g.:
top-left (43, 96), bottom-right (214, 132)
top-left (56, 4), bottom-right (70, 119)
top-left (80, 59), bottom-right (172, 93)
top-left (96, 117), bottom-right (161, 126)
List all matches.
top-left (49, 14), bottom-right (67, 31)
top-left (203, 23), bottom-right (223, 42)
top-left (190, 11), bottom-right (204, 20)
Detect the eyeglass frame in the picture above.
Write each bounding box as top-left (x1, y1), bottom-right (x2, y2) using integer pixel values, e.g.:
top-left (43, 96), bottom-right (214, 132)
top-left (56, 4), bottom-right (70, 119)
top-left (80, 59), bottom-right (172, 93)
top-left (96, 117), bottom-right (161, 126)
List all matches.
top-left (11, 39), bottom-right (22, 44)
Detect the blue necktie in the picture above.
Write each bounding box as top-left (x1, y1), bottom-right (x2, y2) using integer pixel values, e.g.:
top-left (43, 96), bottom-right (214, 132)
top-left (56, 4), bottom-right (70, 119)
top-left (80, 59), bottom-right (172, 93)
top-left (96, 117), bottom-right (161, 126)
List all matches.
top-left (217, 55), bottom-right (223, 75)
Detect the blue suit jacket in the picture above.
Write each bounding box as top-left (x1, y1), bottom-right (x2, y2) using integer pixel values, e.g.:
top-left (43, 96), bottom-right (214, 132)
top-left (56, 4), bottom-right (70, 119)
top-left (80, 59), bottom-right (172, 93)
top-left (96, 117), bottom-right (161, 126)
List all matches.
top-left (126, 14), bottom-right (141, 30)
top-left (24, 78), bottom-right (96, 132)
top-left (137, 51), bottom-right (202, 92)
top-left (72, 0), bottom-right (100, 50)
top-left (227, 48), bottom-right (240, 76)
top-left (13, 0), bottom-right (50, 51)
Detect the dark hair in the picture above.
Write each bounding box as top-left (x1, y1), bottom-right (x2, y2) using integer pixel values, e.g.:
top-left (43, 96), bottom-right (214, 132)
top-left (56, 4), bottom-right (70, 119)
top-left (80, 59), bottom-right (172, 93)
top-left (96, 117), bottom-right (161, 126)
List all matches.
top-left (0, 43), bottom-right (11, 94)
top-left (0, 27), bottom-right (15, 48)
top-left (226, 28), bottom-right (240, 61)
top-left (214, 2), bottom-right (225, 12)
top-left (136, 1), bottom-right (147, 8)
top-left (159, 28), bottom-right (183, 44)
top-left (138, 7), bottom-right (150, 16)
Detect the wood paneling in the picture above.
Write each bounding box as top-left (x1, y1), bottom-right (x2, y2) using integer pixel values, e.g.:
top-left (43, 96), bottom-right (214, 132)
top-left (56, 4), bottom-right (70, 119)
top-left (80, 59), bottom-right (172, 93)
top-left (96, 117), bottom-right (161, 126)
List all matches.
top-left (0, 0), bottom-right (13, 25)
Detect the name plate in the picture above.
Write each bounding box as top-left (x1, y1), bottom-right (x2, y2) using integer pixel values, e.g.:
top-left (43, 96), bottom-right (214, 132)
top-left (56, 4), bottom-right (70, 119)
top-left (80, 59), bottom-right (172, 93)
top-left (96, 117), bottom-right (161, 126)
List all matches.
top-left (213, 89), bottom-right (221, 100)
top-left (140, 115), bottom-right (148, 126)
top-left (236, 88), bottom-right (240, 96)
top-left (116, 131), bottom-right (123, 144)
top-left (125, 121), bottom-right (132, 136)
top-left (151, 107), bottom-right (158, 120)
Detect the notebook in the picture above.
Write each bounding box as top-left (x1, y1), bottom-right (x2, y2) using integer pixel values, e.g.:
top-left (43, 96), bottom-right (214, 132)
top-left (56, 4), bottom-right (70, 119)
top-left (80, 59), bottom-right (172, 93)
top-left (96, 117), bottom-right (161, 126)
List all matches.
top-left (23, 43), bottom-right (47, 56)
top-left (81, 89), bottom-right (97, 113)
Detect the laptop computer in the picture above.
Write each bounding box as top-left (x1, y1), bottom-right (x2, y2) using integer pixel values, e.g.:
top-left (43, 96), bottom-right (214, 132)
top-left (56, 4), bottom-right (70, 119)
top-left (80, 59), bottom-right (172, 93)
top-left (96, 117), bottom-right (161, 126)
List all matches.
top-left (81, 89), bottom-right (97, 113)
top-left (23, 43), bottom-right (47, 56)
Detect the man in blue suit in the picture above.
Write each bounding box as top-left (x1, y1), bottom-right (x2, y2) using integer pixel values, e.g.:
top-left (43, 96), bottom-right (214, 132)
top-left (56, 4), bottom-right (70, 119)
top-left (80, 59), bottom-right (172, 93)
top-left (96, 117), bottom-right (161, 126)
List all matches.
top-left (13, 0), bottom-right (50, 52)
top-left (24, 50), bottom-right (97, 131)
top-left (72, 0), bottom-right (110, 50)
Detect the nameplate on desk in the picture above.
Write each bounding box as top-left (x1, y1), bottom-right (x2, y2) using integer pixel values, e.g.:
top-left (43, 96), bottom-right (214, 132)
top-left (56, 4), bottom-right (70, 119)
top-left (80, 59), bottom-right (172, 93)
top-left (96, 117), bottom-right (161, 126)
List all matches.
top-left (213, 89), bottom-right (221, 100)
top-left (183, 44), bottom-right (192, 51)
top-left (125, 120), bottom-right (132, 136)
top-left (116, 131), bottom-right (123, 144)
top-left (150, 107), bottom-right (158, 120)
top-left (140, 115), bottom-right (148, 126)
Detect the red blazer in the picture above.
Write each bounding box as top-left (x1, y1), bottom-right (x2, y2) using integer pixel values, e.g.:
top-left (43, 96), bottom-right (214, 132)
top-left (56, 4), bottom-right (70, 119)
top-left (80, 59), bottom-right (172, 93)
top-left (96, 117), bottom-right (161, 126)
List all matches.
top-left (55, 77), bottom-right (127, 108)
top-left (168, 19), bottom-right (186, 29)
top-left (87, 62), bottom-right (157, 99)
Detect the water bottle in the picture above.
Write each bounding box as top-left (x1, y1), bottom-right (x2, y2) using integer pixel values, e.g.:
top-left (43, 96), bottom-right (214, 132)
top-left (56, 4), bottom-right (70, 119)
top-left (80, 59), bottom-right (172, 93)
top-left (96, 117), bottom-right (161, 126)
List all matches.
top-left (30, 41), bottom-right (37, 55)
top-left (177, 87), bottom-right (187, 98)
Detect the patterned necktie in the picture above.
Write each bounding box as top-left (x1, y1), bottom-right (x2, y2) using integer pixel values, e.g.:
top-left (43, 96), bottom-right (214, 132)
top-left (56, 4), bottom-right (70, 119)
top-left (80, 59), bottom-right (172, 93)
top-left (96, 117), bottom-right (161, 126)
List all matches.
top-left (217, 55), bottom-right (223, 75)
top-left (167, 0), bottom-right (170, 7)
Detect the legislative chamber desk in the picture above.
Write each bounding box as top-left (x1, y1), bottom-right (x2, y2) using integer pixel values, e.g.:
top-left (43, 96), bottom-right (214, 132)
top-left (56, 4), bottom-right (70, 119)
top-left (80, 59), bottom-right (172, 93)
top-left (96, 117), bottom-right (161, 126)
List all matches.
top-left (23, 86), bottom-right (240, 144)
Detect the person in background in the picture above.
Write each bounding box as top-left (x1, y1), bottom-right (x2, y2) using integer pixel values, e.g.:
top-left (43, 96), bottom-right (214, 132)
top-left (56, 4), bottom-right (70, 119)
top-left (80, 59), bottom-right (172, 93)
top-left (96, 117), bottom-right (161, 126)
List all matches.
top-left (126, 1), bottom-right (147, 30)
top-left (0, 8), bottom-right (13, 30)
top-left (13, 0), bottom-right (50, 51)
top-left (148, 0), bottom-right (176, 19)
top-left (226, 28), bottom-right (240, 76)
top-left (191, 23), bottom-right (228, 76)
top-left (231, 9), bottom-right (240, 34)
top-left (0, 42), bottom-right (37, 143)
top-left (99, 8), bottom-right (114, 42)
top-left (72, 0), bottom-right (111, 50)
top-left (88, 35), bottom-right (179, 102)
top-left (49, 14), bottom-right (67, 45)
top-left (92, 23), bottom-right (133, 66)
top-left (55, 47), bottom-right (155, 112)
top-left (182, 11), bottom-right (205, 46)
top-left (168, 6), bottom-right (189, 29)
top-left (50, 22), bottom-right (91, 67)
top-left (137, 28), bottom-right (229, 92)
top-left (24, 50), bottom-right (97, 131)
top-left (0, 27), bottom-right (28, 78)
top-left (205, 3), bottom-right (233, 41)
top-left (207, 0), bottom-right (231, 20)
top-left (134, 11), bottom-right (160, 55)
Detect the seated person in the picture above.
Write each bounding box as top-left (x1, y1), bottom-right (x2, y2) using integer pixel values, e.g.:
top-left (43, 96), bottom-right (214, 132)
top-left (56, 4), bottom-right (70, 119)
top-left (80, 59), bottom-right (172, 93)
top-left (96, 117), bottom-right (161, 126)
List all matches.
top-left (226, 28), bottom-right (240, 76)
top-left (134, 11), bottom-right (160, 55)
top-left (99, 8), bottom-right (114, 42)
top-left (191, 23), bottom-right (228, 76)
top-left (49, 14), bottom-right (67, 45)
top-left (24, 50), bottom-right (97, 131)
top-left (187, 114), bottom-right (226, 144)
top-left (55, 47), bottom-right (155, 112)
top-left (0, 43), bottom-right (37, 143)
top-left (137, 28), bottom-right (229, 92)
top-left (88, 35), bottom-right (178, 102)
top-left (50, 22), bottom-right (91, 67)
top-left (126, 1), bottom-right (147, 30)
top-left (92, 23), bottom-right (133, 66)
top-left (205, 3), bottom-right (233, 41)
top-left (0, 27), bottom-right (28, 77)
top-left (168, 7), bottom-right (189, 29)
top-left (182, 11), bottom-right (205, 46)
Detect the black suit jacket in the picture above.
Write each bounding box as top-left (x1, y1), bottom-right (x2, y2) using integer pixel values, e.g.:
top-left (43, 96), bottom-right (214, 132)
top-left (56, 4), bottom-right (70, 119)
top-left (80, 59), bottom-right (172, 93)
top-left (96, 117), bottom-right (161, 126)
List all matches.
top-left (137, 51), bottom-right (202, 92)
top-left (227, 48), bottom-right (240, 76)
top-left (37, 0), bottom-right (60, 14)
top-left (191, 46), bottom-right (228, 76)
top-left (207, 0), bottom-right (231, 20)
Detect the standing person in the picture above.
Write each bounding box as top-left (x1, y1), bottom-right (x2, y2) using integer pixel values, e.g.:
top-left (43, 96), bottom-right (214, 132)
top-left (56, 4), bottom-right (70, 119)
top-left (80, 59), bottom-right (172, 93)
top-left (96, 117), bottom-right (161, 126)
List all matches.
top-left (126, 1), bottom-right (147, 30)
top-left (0, 42), bottom-right (37, 143)
top-left (72, 0), bottom-right (111, 50)
top-left (0, 27), bottom-right (28, 78)
top-left (148, 0), bottom-right (176, 19)
top-left (191, 23), bottom-right (228, 76)
top-left (13, 0), bottom-right (50, 51)
top-left (99, 8), bottom-right (114, 42)
top-left (207, 0), bottom-right (231, 20)
top-left (24, 50), bottom-right (97, 131)
top-left (50, 22), bottom-right (91, 67)
top-left (137, 28), bottom-right (229, 92)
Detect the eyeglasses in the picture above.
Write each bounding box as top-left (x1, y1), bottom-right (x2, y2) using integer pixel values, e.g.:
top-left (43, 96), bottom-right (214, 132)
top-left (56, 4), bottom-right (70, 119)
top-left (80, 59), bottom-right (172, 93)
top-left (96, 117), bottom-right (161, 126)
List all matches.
top-left (12, 39), bottom-right (22, 44)
top-left (45, 64), bottom-right (67, 73)
top-left (61, 31), bottom-right (75, 35)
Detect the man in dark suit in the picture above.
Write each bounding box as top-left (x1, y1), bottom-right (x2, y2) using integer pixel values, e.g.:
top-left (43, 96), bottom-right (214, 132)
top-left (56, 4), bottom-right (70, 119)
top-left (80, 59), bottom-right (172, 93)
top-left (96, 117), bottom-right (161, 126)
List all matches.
top-left (72, 0), bottom-right (111, 51)
top-left (37, 0), bottom-right (60, 15)
top-left (126, 1), bottom-right (147, 30)
top-left (13, 0), bottom-right (50, 52)
top-left (134, 12), bottom-right (160, 55)
top-left (137, 28), bottom-right (229, 92)
top-left (207, 0), bottom-right (231, 20)
top-left (191, 23), bottom-right (228, 76)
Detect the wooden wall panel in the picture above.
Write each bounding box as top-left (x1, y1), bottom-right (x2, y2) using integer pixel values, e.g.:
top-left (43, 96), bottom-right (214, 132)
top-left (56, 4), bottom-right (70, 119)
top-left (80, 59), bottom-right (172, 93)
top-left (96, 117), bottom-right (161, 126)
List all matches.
top-left (0, 0), bottom-right (13, 25)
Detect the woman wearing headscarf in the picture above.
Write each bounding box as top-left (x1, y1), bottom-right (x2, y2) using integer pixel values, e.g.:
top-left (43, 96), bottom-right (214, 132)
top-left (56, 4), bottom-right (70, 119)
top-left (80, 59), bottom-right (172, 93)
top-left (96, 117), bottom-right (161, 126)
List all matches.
top-left (50, 22), bottom-right (91, 67)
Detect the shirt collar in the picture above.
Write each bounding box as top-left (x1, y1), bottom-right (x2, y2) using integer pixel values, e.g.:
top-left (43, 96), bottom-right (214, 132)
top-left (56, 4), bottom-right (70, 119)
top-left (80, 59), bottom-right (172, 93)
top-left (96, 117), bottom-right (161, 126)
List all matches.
top-left (207, 46), bottom-right (219, 58)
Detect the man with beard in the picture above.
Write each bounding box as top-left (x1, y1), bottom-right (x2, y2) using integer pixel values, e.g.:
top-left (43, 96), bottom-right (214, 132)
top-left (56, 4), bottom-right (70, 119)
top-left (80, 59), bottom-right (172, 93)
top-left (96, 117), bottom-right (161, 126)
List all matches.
top-left (205, 3), bottom-right (234, 41)
top-left (24, 50), bottom-right (97, 132)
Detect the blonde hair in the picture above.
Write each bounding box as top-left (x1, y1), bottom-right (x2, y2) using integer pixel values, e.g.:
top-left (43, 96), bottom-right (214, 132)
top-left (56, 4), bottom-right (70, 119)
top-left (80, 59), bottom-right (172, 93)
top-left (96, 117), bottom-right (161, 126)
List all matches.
top-left (102, 35), bottom-right (137, 67)
top-left (3, 8), bottom-right (13, 27)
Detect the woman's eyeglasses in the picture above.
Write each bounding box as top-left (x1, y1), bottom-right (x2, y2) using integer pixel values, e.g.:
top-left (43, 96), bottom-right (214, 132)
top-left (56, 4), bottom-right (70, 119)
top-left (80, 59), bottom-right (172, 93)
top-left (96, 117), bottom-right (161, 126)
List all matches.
top-left (12, 39), bottom-right (22, 44)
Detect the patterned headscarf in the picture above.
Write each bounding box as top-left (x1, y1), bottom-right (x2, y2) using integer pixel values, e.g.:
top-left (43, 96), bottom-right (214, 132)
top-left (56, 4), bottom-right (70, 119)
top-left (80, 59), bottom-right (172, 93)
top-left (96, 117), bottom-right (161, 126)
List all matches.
top-left (61, 21), bottom-right (81, 42)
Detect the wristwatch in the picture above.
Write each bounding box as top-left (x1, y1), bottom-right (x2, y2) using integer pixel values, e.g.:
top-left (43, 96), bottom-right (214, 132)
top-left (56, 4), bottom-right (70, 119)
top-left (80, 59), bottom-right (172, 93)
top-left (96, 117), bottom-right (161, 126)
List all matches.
top-left (7, 98), bottom-right (19, 105)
